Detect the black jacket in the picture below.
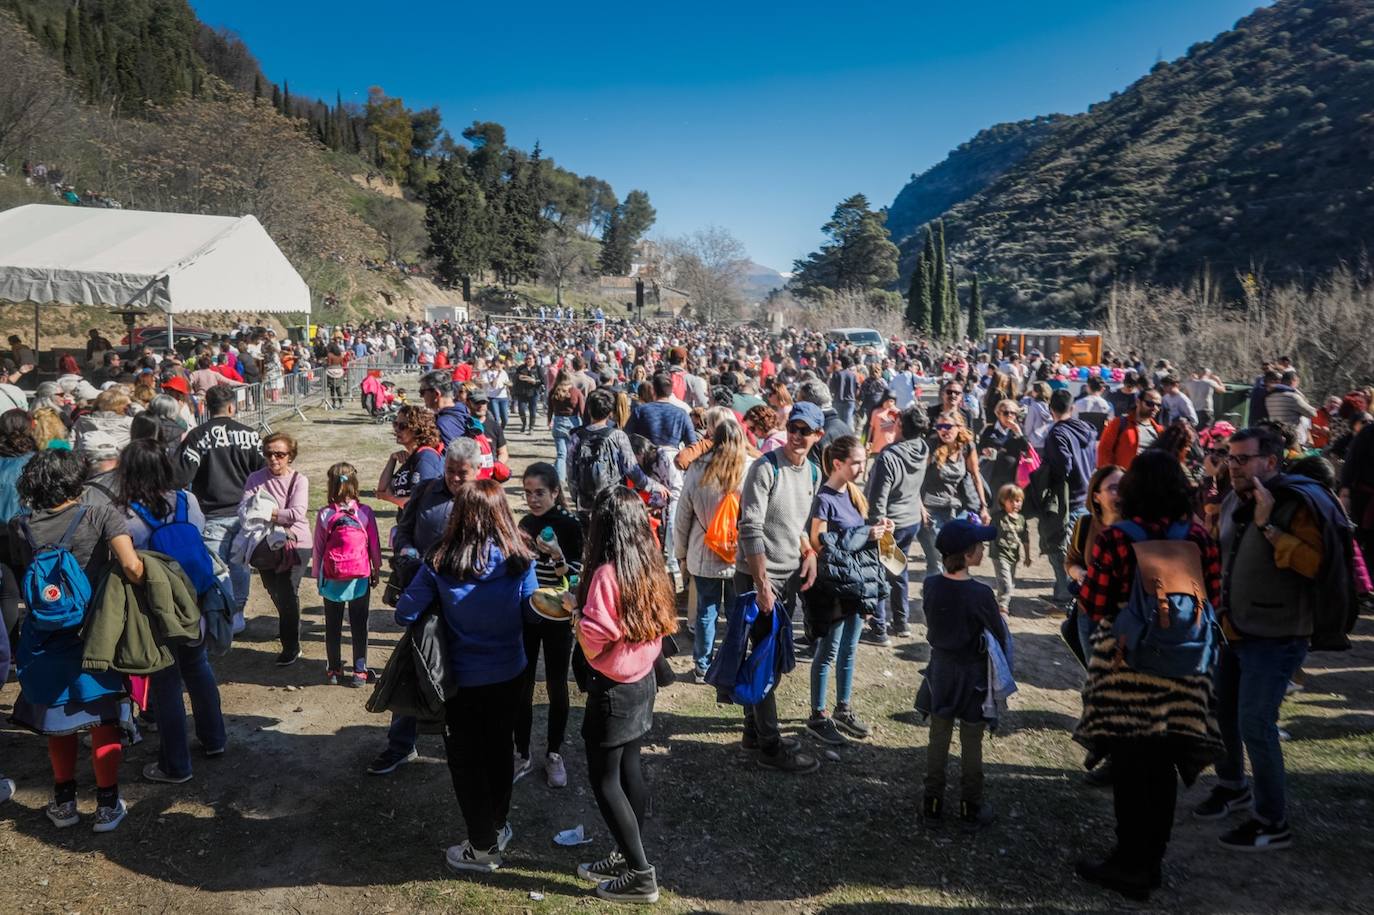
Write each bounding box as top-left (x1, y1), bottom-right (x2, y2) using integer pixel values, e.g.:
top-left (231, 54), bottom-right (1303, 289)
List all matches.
top-left (807, 526), bottom-right (889, 634)
top-left (176, 417), bottom-right (264, 518)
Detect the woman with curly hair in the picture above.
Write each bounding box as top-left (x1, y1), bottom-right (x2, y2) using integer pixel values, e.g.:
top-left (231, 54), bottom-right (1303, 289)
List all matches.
top-left (744, 403), bottom-right (785, 453)
top-left (376, 405), bottom-right (444, 509)
top-left (916, 412), bottom-right (984, 578)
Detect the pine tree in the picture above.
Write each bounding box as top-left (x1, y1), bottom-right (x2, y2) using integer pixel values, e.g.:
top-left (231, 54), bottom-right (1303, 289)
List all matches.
top-left (598, 208), bottom-right (630, 275)
top-left (425, 158), bottom-right (488, 289)
top-left (62, 7), bottom-right (83, 80)
top-left (967, 274), bottom-right (986, 341)
top-left (905, 253), bottom-right (931, 335)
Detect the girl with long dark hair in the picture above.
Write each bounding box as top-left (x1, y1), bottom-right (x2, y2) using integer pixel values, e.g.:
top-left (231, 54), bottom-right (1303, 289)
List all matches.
top-left (115, 439), bottom-right (227, 784)
top-left (514, 462), bottom-right (583, 787)
top-left (572, 488), bottom-right (678, 904)
top-left (395, 479), bottom-right (537, 874)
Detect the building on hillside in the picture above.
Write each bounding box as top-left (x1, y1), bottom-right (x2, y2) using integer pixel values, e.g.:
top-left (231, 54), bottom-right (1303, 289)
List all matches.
top-left (630, 240), bottom-right (670, 281)
top-left (595, 276), bottom-right (691, 318)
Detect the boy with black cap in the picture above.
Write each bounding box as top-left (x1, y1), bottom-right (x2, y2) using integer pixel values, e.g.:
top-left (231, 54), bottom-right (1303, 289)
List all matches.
top-left (917, 517), bottom-right (1007, 826)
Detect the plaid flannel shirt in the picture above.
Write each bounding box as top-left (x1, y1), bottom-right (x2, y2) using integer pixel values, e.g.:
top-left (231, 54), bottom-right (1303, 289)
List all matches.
top-left (1078, 519), bottom-right (1222, 622)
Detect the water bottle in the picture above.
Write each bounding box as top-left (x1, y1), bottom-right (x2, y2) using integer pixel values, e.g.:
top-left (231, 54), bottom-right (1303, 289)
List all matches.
top-left (539, 526), bottom-right (556, 544)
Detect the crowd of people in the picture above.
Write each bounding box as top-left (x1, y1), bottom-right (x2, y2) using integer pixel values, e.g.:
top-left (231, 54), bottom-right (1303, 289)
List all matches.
top-left (0, 313), bottom-right (1368, 905)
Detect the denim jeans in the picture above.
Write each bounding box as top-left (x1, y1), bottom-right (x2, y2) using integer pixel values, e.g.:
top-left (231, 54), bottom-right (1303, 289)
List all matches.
top-left (692, 575), bottom-right (734, 674)
top-left (810, 611), bottom-right (863, 712)
top-left (516, 395), bottom-right (540, 430)
top-left (836, 401), bottom-right (856, 428)
top-left (991, 554), bottom-right (1016, 610)
top-left (149, 640), bottom-right (226, 778)
top-left (876, 522), bottom-right (920, 631)
top-left (1046, 506), bottom-right (1089, 601)
top-left (916, 507), bottom-right (959, 579)
top-left (488, 396), bottom-right (510, 430)
top-left (1214, 637), bottom-right (1308, 825)
top-left (551, 415), bottom-right (579, 485)
top-left (388, 713), bottom-right (418, 755)
top-left (202, 515), bottom-right (250, 612)
top-left (733, 569), bottom-right (799, 755)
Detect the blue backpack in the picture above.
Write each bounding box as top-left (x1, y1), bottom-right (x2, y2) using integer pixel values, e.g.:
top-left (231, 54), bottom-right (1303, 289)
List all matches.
top-left (130, 492), bottom-right (218, 596)
top-left (17, 507), bottom-right (93, 632)
top-left (1110, 520), bottom-right (1221, 679)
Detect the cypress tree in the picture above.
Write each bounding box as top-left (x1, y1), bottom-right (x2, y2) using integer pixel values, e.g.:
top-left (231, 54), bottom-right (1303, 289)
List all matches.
top-left (945, 265), bottom-right (961, 340)
top-left (927, 227), bottom-right (945, 340)
top-left (932, 221), bottom-right (950, 340)
top-left (62, 7), bottom-right (83, 79)
top-left (253, 74), bottom-right (263, 104)
top-left (271, 83), bottom-right (282, 112)
top-left (905, 254), bottom-right (931, 335)
top-left (425, 158), bottom-right (488, 289)
top-left (967, 274), bottom-right (986, 341)
top-left (281, 80), bottom-right (291, 116)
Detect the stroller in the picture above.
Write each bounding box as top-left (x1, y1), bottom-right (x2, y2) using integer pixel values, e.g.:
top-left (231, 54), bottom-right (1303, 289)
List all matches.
top-left (361, 372), bottom-right (399, 422)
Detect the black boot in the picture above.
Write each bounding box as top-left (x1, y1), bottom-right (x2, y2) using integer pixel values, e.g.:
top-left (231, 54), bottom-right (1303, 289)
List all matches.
top-left (921, 794), bottom-right (943, 823)
top-left (1075, 853), bottom-right (1152, 902)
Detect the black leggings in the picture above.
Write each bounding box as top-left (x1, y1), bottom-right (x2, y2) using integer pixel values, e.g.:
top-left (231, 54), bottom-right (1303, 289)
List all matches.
top-left (322, 593), bottom-right (370, 671)
top-left (515, 620), bottom-right (573, 757)
top-left (445, 676), bottom-right (521, 850)
top-left (587, 736), bottom-right (650, 871)
top-left (0, 561), bottom-right (20, 639)
top-left (1110, 738), bottom-right (1180, 866)
top-left (258, 551), bottom-right (308, 653)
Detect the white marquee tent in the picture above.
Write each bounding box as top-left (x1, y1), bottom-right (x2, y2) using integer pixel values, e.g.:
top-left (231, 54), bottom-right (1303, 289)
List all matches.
top-left (0, 204), bottom-right (309, 351)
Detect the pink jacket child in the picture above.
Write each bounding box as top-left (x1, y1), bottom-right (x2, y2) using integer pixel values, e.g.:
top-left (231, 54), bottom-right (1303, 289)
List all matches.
top-left (576, 565), bottom-right (660, 683)
top-left (311, 500), bottom-right (382, 583)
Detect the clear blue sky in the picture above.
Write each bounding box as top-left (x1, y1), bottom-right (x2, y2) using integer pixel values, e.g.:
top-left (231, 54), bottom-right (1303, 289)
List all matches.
top-left (190, 0), bottom-right (1266, 272)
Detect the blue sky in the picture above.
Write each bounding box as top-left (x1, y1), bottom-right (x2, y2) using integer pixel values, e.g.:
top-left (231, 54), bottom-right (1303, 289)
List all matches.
top-left (190, 0), bottom-right (1267, 272)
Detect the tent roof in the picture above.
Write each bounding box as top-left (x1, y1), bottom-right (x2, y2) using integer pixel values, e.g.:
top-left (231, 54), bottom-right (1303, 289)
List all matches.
top-left (0, 204), bottom-right (308, 314)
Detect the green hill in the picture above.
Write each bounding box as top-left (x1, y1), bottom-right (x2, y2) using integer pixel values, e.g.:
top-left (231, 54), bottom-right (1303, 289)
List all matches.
top-left (891, 0), bottom-right (1374, 323)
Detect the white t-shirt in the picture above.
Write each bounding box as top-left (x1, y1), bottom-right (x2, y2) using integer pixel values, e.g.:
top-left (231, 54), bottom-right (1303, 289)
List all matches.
top-left (0, 383), bottom-right (27, 412)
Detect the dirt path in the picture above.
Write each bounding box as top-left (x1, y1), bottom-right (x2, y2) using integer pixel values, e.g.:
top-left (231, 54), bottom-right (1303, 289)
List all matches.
top-left (1, 404), bottom-right (1371, 913)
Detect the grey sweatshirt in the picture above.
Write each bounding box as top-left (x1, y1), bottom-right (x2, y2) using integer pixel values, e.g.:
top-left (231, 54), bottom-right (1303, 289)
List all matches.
top-left (736, 451), bottom-right (820, 581)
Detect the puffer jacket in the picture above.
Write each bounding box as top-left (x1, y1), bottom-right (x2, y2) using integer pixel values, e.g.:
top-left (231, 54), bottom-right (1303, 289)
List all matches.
top-left (807, 526), bottom-right (890, 635)
top-left (81, 551), bottom-right (201, 674)
top-left (366, 608), bottom-right (452, 727)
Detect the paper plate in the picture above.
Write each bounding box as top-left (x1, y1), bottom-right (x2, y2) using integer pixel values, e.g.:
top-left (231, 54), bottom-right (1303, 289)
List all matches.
top-left (532, 587), bottom-right (572, 621)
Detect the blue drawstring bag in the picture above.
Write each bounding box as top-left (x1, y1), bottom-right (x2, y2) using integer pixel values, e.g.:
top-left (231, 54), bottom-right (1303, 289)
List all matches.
top-left (733, 598), bottom-right (781, 705)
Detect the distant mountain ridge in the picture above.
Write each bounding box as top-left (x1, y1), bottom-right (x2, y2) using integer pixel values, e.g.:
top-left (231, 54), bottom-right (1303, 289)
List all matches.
top-left (888, 0), bottom-right (1374, 323)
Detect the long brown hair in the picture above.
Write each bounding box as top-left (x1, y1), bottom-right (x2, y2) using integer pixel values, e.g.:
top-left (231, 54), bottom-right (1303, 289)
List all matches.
top-left (578, 488), bottom-right (677, 643)
top-left (932, 411), bottom-right (974, 465)
top-left (821, 434), bottom-right (869, 517)
top-left (429, 479), bottom-right (533, 579)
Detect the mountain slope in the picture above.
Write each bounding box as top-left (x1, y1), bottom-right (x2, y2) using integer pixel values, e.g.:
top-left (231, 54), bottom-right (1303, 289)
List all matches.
top-left (899, 0), bottom-right (1374, 322)
top-left (885, 115), bottom-right (1072, 246)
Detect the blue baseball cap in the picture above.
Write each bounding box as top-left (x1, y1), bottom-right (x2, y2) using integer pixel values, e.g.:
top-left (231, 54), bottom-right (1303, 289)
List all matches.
top-left (787, 401), bottom-right (825, 433)
top-left (935, 517), bottom-right (996, 556)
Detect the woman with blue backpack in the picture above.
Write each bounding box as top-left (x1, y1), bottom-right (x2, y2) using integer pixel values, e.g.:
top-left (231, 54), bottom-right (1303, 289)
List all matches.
top-left (312, 462), bottom-right (382, 688)
top-left (9, 448), bottom-right (147, 833)
top-left (1072, 449), bottom-right (1223, 902)
top-left (116, 438), bottom-right (227, 784)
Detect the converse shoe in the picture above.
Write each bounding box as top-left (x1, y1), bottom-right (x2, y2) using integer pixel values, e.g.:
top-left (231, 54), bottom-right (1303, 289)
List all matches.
top-left (1219, 818), bottom-right (1293, 852)
top-left (92, 798), bottom-right (127, 833)
top-left (512, 753), bottom-right (534, 784)
top-left (578, 849), bottom-right (627, 882)
top-left (832, 705), bottom-right (871, 739)
top-left (46, 798), bottom-right (79, 828)
top-left (806, 714), bottom-right (848, 746)
top-left (1193, 784), bottom-right (1252, 820)
top-left (445, 840), bottom-right (501, 873)
top-left (596, 866), bottom-right (659, 904)
top-left (545, 752), bottom-right (568, 789)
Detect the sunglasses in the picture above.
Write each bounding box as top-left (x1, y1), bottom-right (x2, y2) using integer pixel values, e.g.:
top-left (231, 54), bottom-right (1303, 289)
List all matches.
top-left (265, 450), bottom-right (290, 459)
top-left (1142, 400), bottom-right (1162, 409)
top-left (944, 389), bottom-right (963, 397)
top-left (785, 424), bottom-right (814, 436)
top-left (935, 423), bottom-right (955, 432)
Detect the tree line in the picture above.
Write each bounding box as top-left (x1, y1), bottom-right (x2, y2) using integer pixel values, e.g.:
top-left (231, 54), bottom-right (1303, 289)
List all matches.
top-left (790, 194), bottom-right (984, 342)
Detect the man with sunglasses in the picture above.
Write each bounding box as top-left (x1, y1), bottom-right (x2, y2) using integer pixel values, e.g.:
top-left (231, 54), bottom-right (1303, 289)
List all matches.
top-left (733, 401), bottom-right (826, 774)
top-left (1097, 389), bottom-right (1164, 470)
top-left (1203, 426), bottom-right (1340, 851)
top-left (926, 381), bottom-right (975, 429)
top-left (419, 371), bottom-right (470, 447)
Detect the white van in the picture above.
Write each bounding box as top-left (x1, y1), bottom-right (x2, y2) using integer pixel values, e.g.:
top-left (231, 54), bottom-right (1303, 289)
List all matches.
top-left (827, 327), bottom-right (885, 349)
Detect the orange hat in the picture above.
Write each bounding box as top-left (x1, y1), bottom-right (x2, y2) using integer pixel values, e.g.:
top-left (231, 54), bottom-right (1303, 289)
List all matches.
top-left (161, 376), bottom-right (190, 395)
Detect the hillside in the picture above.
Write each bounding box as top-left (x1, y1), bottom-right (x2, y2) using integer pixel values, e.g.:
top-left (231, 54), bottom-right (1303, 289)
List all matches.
top-left (895, 0), bottom-right (1374, 322)
top-left (884, 115), bottom-right (1072, 247)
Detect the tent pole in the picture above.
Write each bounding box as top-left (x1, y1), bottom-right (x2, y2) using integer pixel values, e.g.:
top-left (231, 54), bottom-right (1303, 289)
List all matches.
top-left (33, 304), bottom-right (39, 369)
top-left (168, 312), bottom-right (174, 351)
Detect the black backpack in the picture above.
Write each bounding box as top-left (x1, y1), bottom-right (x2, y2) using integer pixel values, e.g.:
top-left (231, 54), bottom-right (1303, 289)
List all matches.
top-left (574, 427), bottom-right (622, 511)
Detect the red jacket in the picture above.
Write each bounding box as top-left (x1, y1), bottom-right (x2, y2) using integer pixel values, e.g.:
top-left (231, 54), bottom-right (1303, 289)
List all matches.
top-left (1097, 414), bottom-right (1163, 469)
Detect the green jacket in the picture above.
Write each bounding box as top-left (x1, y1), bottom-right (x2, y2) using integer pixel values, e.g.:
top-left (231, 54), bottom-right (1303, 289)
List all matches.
top-left (81, 551), bottom-right (202, 675)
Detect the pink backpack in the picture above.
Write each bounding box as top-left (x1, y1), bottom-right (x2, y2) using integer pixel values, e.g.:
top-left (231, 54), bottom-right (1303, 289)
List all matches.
top-left (321, 506), bottom-right (371, 580)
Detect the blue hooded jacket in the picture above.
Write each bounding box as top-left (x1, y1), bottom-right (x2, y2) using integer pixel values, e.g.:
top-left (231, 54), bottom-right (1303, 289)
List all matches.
top-left (395, 545), bottom-right (538, 688)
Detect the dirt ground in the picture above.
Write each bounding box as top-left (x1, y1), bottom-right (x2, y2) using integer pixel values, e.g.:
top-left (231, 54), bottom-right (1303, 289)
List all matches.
top-left (1, 403), bottom-right (1371, 914)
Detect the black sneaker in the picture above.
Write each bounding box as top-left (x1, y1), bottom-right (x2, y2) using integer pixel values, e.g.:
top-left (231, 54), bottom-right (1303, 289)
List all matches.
top-left (1075, 855), bottom-right (1151, 902)
top-left (275, 647), bottom-right (302, 667)
top-left (861, 626), bottom-right (891, 646)
top-left (959, 800), bottom-right (996, 826)
top-left (1219, 818), bottom-right (1293, 852)
top-left (740, 731), bottom-right (800, 753)
top-left (806, 715), bottom-right (849, 746)
top-left (596, 866), bottom-right (659, 904)
top-left (578, 849), bottom-right (627, 882)
top-left (832, 706), bottom-right (871, 739)
top-left (366, 746), bottom-right (418, 775)
top-left (1193, 784), bottom-right (1252, 819)
top-left (921, 794), bottom-right (943, 823)
top-left (757, 746), bottom-right (820, 774)
top-left (692, 667), bottom-right (707, 685)
top-left (1084, 758), bottom-right (1114, 788)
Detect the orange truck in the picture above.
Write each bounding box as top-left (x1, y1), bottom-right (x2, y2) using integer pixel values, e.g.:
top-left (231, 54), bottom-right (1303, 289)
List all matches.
top-left (985, 327), bottom-right (1102, 367)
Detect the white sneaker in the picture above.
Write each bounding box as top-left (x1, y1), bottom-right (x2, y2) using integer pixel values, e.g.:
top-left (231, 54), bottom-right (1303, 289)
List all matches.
top-left (512, 753), bottom-right (534, 783)
top-left (92, 798), bottom-right (127, 833)
top-left (445, 839), bottom-right (502, 873)
top-left (545, 752), bottom-right (568, 789)
top-left (497, 821), bottom-right (513, 852)
top-left (0, 777), bottom-right (14, 804)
